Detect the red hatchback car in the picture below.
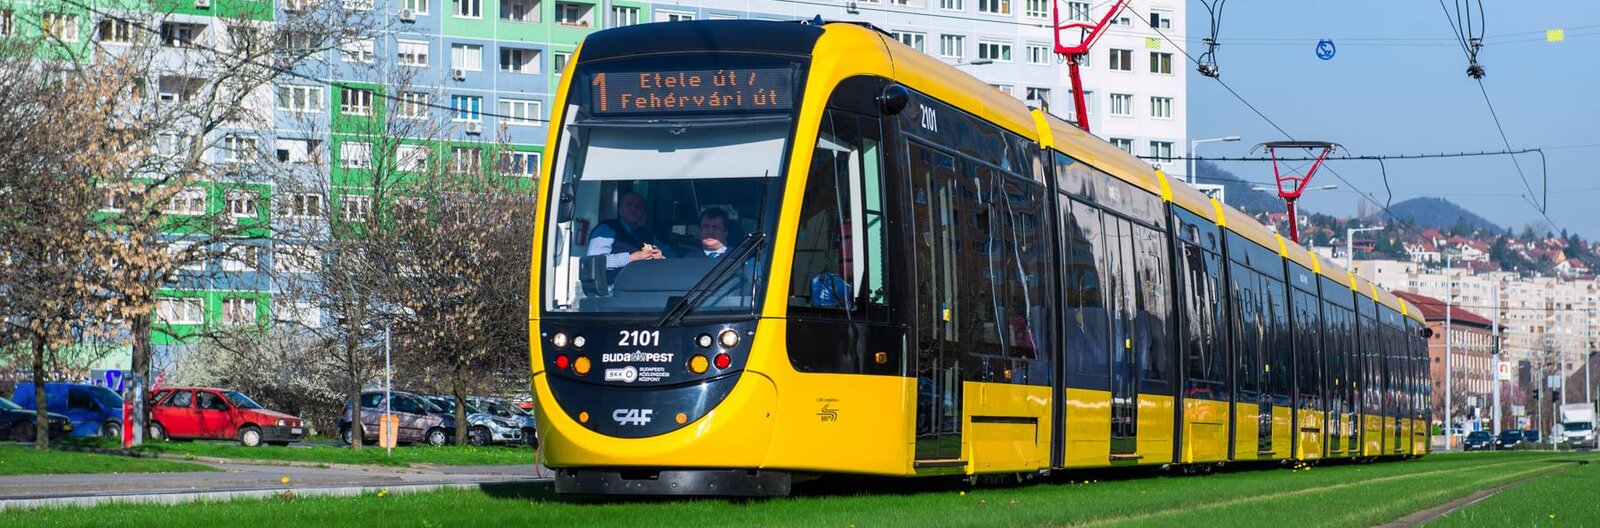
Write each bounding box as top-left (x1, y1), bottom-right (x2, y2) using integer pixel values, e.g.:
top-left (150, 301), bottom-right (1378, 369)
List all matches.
top-left (149, 387), bottom-right (305, 446)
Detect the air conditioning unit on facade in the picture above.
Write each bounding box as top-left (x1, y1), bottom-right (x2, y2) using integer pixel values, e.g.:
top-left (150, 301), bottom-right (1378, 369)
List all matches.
top-left (464, 121), bottom-right (482, 135)
top-left (399, 8), bottom-right (416, 21)
top-left (452, 68), bottom-right (466, 81)
top-left (195, 0), bottom-right (211, 8)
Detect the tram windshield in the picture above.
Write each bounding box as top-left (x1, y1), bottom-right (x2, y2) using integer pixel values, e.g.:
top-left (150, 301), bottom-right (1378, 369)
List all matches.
top-left (542, 54), bottom-right (804, 321)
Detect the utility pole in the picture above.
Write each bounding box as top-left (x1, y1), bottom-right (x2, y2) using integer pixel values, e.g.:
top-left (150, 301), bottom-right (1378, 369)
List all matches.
top-left (1492, 281), bottom-right (1502, 435)
top-left (1444, 251), bottom-right (1455, 448)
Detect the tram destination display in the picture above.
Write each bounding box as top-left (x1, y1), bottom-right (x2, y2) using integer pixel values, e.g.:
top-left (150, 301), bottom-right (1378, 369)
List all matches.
top-left (587, 67), bottom-right (795, 115)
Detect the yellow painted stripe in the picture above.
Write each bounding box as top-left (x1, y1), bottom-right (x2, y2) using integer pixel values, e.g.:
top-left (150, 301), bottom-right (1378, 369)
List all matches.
top-left (1309, 253), bottom-right (1321, 274)
top-left (1348, 271), bottom-right (1358, 291)
top-left (1400, 299), bottom-right (1409, 317)
top-left (1369, 284), bottom-right (1379, 298)
top-left (1210, 198), bottom-right (1226, 227)
top-left (1274, 233), bottom-right (1288, 257)
top-left (1156, 170), bottom-right (1173, 202)
top-left (1030, 108), bottom-right (1055, 150)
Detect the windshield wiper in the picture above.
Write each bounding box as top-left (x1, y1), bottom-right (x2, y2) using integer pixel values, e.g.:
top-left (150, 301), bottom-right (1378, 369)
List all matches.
top-left (656, 232), bottom-right (767, 327)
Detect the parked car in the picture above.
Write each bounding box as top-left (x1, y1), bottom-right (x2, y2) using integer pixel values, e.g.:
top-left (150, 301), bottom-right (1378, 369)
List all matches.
top-left (10, 383), bottom-right (123, 438)
top-left (422, 395), bottom-right (522, 446)
top-left (468, 396), bottom-right (538, 448)
top-left (1463, 430), bottom-right (1494, 451)
top-left (147, 387), bottom-right (305, 447)
top-left (339, 391), bottom-right (452, 447)
top-left (0, 396), bottom-right (73, 441)
top-left (1494, 429), bottom-right (1525, 450)
top-left (1523, 429), bottom-right (1542, 444)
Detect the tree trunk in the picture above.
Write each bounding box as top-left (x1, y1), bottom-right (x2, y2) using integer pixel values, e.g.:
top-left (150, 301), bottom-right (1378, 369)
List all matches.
top-left (128, 311), bottom-right (153, 447)
top-left (32, 333), bottom-right (49, 450)
top-left (347, 331), bottom-right (364, 449)
top-left (453, 378), bottom-right (468, 446)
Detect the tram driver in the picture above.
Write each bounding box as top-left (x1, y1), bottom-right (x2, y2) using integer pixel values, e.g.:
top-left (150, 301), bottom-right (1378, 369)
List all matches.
top-left (688, 207), bottom-right (732, 259)
top-left (587, 191), bottom-right (673, 269)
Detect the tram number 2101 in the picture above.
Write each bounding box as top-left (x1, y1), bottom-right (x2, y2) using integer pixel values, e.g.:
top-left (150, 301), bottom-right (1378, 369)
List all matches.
top-left (919, 104), bottom-right (937, 133)
top-left (618, 330), bottom-right (661, 347)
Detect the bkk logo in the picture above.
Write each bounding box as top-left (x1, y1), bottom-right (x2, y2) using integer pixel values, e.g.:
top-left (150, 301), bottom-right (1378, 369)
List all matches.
top-left (604, 366), bottom-right (639, 383)
top-left (613, 408), bottom-right (653, 426)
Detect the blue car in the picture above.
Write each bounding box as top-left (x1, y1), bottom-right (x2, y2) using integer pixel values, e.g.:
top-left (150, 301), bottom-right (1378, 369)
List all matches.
top-left (1, 396), bottom-right (73, 441)
top-left (11, 383), bottom-right (124, 438)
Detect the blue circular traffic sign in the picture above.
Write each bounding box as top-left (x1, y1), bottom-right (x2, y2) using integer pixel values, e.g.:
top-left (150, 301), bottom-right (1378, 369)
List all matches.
top-left (1316, 39), bottom-right (1337, 60)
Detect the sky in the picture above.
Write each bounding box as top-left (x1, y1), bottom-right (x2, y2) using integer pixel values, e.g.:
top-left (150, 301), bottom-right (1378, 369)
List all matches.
top-left (1177, 0), bottom-right (1600, 238)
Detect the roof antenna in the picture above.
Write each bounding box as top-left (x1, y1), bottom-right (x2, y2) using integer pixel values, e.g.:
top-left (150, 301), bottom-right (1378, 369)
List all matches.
top-left (810, 15), bottom-right (825, 26)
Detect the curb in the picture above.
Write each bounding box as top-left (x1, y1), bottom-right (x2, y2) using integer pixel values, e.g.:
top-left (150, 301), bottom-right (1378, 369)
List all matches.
top-left (0, 481), bottom-right (542, 511)
top-left (54, 445), bottom-right (436, 474)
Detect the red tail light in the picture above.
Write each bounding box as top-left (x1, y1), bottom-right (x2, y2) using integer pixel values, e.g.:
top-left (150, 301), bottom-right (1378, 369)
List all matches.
top-left (555, 355), bottom-right (570, 370)
top-left (714, 353), bottom-right (731, 369)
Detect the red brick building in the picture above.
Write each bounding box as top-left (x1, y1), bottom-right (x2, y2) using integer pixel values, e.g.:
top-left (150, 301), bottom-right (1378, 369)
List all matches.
top-left (1395, 291), bottom-right (1500, 428)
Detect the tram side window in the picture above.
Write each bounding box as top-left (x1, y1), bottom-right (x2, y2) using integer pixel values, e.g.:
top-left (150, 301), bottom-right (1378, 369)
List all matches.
top-left (994, 176), bottom-right (1051, 360)
top-left (1134, 223), bottom-right (1172, 388)
top-left (789, 110), bottom-right (890, 320)
top-left (1230, 263), bottom-right (1262, 401)
top-left (1062, 197), bottom-right (1109, 381)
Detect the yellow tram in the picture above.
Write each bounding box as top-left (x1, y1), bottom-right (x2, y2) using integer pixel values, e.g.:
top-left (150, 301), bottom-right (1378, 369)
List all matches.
top-left (529, 20), bottom-right (1430, 495)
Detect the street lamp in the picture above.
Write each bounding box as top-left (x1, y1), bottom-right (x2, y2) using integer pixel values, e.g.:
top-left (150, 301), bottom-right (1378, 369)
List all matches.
top-left (1346, 225), bottom-right (1385, 269)
top-left (1189, 135), bottom-right (1241, 185)
top-left (1443, 250), bottom-right (1458, 450)
top-left (953, 58), bottom-right (994, 67)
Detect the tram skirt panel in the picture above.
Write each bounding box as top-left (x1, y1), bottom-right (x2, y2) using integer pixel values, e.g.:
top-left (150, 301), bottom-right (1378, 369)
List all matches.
top-left (1061, 388), bottom-right (1112, 468)
top-left (1233, 402), bottom-right (1261, 461)
top-left (1136, 394), bottom-right (1176, 465)
top-left (964, 382), bottom-right (1052, 474)
top-left (1182, 399), bottom-right (1230, 464)
top-left (1296, 409), bottom-right (1325, 461)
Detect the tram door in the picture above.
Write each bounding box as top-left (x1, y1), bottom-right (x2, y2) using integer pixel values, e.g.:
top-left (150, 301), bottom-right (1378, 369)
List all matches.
top-left (911, 143), bottom-right (962, 461)
top-left (1105, 218), bottom-right (1140, 456)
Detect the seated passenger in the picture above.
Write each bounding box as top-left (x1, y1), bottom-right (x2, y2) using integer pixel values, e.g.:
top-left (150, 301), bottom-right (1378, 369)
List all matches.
top-left (587, 191), bottom-right (672, 269)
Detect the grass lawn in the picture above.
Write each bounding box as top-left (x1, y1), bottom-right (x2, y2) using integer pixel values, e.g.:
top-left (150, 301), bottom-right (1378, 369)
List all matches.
top-left (64, 438), bottom-right (538, 468)
top-left (1428, 453), bottom-right (1600, 527)
top-left (0, 445), bottom-right (214, 476)
top-left (6, 451), bottom-right (1596, 527)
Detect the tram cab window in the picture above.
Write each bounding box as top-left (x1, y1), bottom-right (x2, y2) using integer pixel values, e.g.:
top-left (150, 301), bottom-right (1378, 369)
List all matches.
top-left (789, 109), bottom-right (890, 321)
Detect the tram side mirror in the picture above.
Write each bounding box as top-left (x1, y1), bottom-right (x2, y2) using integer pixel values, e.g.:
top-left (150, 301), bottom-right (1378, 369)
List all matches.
top-left (556, 182), bottom-right (576, 223)
top-left (878, 84), bottom-right (910, 116)
top-left (1421, 327), bottom-right (1435, 338)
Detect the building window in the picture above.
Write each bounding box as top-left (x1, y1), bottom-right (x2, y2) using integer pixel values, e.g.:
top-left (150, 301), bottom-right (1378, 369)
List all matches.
top-left (553, 52), bottom-right (570, 75)
top-left (0, 10), bottom-right (12, 38)
top-left (397, 40), bottom-right (429, 67)
top-left (99, 184), bottom-right (125, 212)
top-left (274, 300), bottom-right (320, 328)
top-left (454, 0), bottom-right (480, 18)
top-left (274, 246), bottom-right (321, 274)
top-left (1149, 10), bottom-right (1172, 29)
top-left (451, 43), bottom-right (482, 71)
top-left (341, 195), bottom-right (372, 221)
top-left (221, 246), bottom-right (259, 272)
top-left (1110, 138), bottom-right (1133, 153)
top-left (499, 151), bottom-right (540, 177)
top-left (340, 38), bottom-right (375, 63)
top-left (892, 31), bottom-right (925, 52)
top-left (499, 98), bottom-right (542, 125)
top-left (277, 85), bottom-right (325, 112)
top-left (403, 0), bottom-right (429, 14)
top-left (556, 2), bottom-right (592, 26)
top-left (1150, 96), bottom-right (1172, 119)
top-left (98, 18), bottom-right (132, 44)
top-left (992, 84), bottom-right (1012, 95)
top-left (501, 0), bottom-right (538, 22)
top-left (1065, 1), bottom-right (1088, 21)
top-left (451, 147), bottom-right (481, 174)
top-left (340, 87), bottom-right (372, 116)
top-left (1108, 9), bottom-right (1131, 25)
top-left (398, 91), bottom-right (428, 119)
top-left (340, 142), bottom-right (372, 169)
top-left (1026, 43), bottom-right (1051, 65)
top-left (451, 95), bottom-right (482, 121)
top-left (611, 6), bottom-right (639, 26)
top-left (499, 47), bottom-right (539, 73)
top-left (159, 22), bottom-right (201, 48)
top-left (275, 138), bottom-right (321, 164)
top-left (1109, 93), bottom-right (1132, 116)
top-left (939, 0), bottom-right (961, 11)
top-left (397, 145), bottom-right (430, 172)
top-left (939, 34), bottom-right (964, 59)
top-left (1149, 141), bottom-right (1174, 163)
top-left (1150, 51), bottom-right (1172, 74)
top-left (44, 13), bottom-right (79, 42)
top-left (1023, 0), bottom-right (1047, 18)
top-left (284, 193), bottom-right (323, 218)
top-left (655, 10), bottom-right (694, 22)
top-left (977, 0), bottom-right (1008, 15)
top-left (1109, 48), bottom-right (1132, 71)
top-left (157, 298), bottom-right (203, 325)
top-left (222, 135), bottom-right (258, 163)
top-left (166, 187), bottom-right (208, 215)
top-left (1026, 87), bottom-right (1051, 106)
top-left (978, 40), bottom-right (1011, 62)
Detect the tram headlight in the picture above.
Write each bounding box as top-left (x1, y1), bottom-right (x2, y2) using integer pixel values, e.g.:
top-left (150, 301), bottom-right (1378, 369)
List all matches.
top-left (688, 355), bottom-right (709, 374)
top-left (718, 329), bottom-right (740, 348)
top-left (574, 356), bottom-right (592, 375)
top-left (695, 333), bottom-right (713, 348)
top-left (573, 335), bottom-right (586, 349)
top-left (551, 332), bottom-right (569, 349)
